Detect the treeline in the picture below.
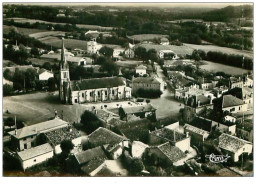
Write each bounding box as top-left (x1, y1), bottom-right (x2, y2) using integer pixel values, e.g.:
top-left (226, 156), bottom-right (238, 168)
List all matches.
top-left (204, 51), bottom-right (253, 70)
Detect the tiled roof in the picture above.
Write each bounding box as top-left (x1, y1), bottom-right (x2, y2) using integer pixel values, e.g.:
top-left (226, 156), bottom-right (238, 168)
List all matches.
top-left (80, 157), bottom-right (106, 175)
top-left (17, 143), bottom-right (53, 161)
top-left (44, 127), bottom-right (81, 146)
top-left (151, 128), bottom-right (185, 143)
top-left (8, 118), bottom-right (69, 139)
top-left (133, 77), bottom-right (161, 84)
top-left (184, 124), bottom-right (210, 137)
top-left (88, 127), bottom-right (125, 148)
top-left (71, 77), bottom-right (126, 91)
top-left (136, 65), bottom-right (147, 70)
top-left (94, 109), bottom-right (119, 122)
top-left (117, 119), bottom-right (150, 141)
top-left (38, 68), bottom-right (53, 75)
top-left (121, 104), bottom-right (156, 114)
top-left (219, 133), bottom-right (252, 153)
top-left (190, 117), bottom-right (212, 132)
top-left (74, 146), bottom-right (107, 165)
top-left (222, 95), bottom-right (244, 108)
top-left (107, 117), bottom-right (125, 127)
top-left (157, 142), bottom-right (186, 163)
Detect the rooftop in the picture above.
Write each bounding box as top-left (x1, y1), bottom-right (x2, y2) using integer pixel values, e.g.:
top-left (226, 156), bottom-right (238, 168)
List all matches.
top-left (157, 142), bottom-right (186, 163)
top-left (80, 157), bottom-right (106, 175)
top-left (151, 128), bottom-right (186, 143)
top-left (218, 133), bottom-right (252, 153)
top-left (222, 95), bottom-right (245, 108)
top-left (88, 127), bottom-right (126, 148)
top-left (8, 118), bottom-right (69, 139)
top-left (186, 95), bottom-right (211, 108)
top-left (184, 123), bottom-right (210, 137)
top-left (223, 87), bottom-right (253, 100)
top-left (189, 117), bottom-right (212, 132)
top-left (136, 65), bottom-right (147, 70)
top-left (38, 68), bottom-right (53, 75)
top-left (44, 127), bottom-right (81, 146)
top-left (121, 104), bottom-right (156, 115)
top-left (71, 77), bottom-right (126, 91)
top-left (17, 143), bottom-right (53, 161)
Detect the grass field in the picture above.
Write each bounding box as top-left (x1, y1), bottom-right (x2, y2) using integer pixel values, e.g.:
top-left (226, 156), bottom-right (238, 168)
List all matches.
top-left (40, 37), bottom-right (87, 50)
top-left (3, 25), bottom-right (47, 35)
top-left (128, 34), bottom-right (168, 41)
top-left (184, 43), bottom-right (253, 59)
top-left (200, 61), bottom-right (250, 75)
top-left (5, 17), bottom-right (114, 31)
top-left (29, 31), bottom-right (65, 39)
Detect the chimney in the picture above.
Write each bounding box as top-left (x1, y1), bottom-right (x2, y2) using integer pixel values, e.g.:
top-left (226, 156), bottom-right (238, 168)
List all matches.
top-left (173, 129), bottom-right (176, 142)
top-left (186, 132), bottom-right (189, 138)
top-left (14, 129), bottom-right (17, 135)
top-left (197, 100), bottom-right (200, 107)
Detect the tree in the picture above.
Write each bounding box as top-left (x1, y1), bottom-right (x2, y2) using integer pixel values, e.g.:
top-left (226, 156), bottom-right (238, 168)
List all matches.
top-left (192, 50), bottom-right (201, 62)
top-left (80, 110), bottom-right (104, 134)
top-left (3, 84), bottom-right (14, 96)
top-left (48, 77), bottom-right (56, 91)
top-left (3, 68), bottom-right (13, 81)
top-left (42, 62), bottom-right (52, 70)
top-left (5, 117), bottom-right (15, 128)
top-left (147, 49), bottom-right (158, 62)
top-left (99, 46), bottom-right (114, 57)
top-left (30, 47), bottom-right (40, 57)
top-left (135, 47), bottom-right (148, 62)
top-left (130, 158), bottom-right (144, 174)
top-left (60, 140), bottom-right (74, 155)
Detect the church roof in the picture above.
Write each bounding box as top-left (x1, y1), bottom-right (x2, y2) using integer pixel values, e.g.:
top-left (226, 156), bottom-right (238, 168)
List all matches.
top-left (70, 77), bottom-right (126, 91)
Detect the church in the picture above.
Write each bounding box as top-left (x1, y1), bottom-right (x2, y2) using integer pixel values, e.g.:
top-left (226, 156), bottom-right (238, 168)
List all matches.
top-left (59, 38), bottom-right (132, 104)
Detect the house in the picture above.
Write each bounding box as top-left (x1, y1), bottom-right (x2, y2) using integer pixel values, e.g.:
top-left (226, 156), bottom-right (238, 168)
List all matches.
top-left (119, 104), bottom-right (157, 121)
top-left (124, 43), bottom-right (135, 58)
top-left (213, 95), bottom-right (248, 114)
top-left (149, 128), bottom-right (191, 152)
top-left (223, 87), bottom-right (253, 107)
top-left (17, 143), bottom-right (54, 171)
top-left (158, 50), bottom-right (178, 59)
top-left (211, 86), bottom-right (229, 98)
top-left (95, 159), bottom-right (128, 176)
top-left (87, 38), bottom-right (102, 54)
top-left (243, 74), bottom-right (253, 87)
top-left (86, 127), bottom-right (128, 149)
top-left (184, 124), bottom-right (210, 146)
top-left (229, 77), bottom-right (243, 89)
top-left (8, 118), bottom-right (69, 151)
top-left (38, 69), bottom-right (54, 81)
top-left (160, 37), bottom-right (169, 45)
top-left (135, 65), bottom-right (147, 76)
top-left (113, 48), bottom-right (125, 58)
top-left (84, 30), bottom-right (100, 39)
top-left (131, 141), bottom-right (149, 158)
top-left (183, 95), bottom-right (213, 123)
top-left (132, 77), bottom-right (163, 94)
top-left (145, 142), bottom-right (186, 166)
top-left (67, 147), bottom-right (107, 175)
top-left (92, 108), bottom-right (120, 127)
top-left (236, 120), bottom-right (253, 142)
top-left (199, 77), bottom-right (218, 90)
top-left (59, 39), bottom-right (131, 104)
top-left (218, 133), bottom-right (253, 162)
top-left (43, 127), bottom-right (81, 154)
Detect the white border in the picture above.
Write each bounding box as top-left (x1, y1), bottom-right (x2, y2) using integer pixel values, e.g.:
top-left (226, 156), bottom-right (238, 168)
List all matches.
top-left (0, 1), bottom-right (255, 195)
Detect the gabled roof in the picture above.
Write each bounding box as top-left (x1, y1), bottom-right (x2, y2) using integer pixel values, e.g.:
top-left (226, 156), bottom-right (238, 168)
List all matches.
top-left (44, 127), bottom-right (81, 146)
top-left (151, 128), bottom-right (186, 143)
top-left (88, 127), bottom-right (126, 147)
top-left (133, 77), bottom-right (161, 84)
top-left (219, 133), bottom-right (252, 153)
top-left (121, 104), bottom-right (156, 115)
top-left (8, 118), bottom-right (69, 139)
top-left (17, 143), bottom-right (53, 161)
top-left (184, 124), bottom-right (210, 137)
top-left (74, 146), bottom-right (107, 165)
top-left (71, 77), bottom-right (126, 91)
top-left (80, 157), bottom-right (106, 175)
top-left (157, 142), bottom-right (186, 163)
top-left (38, 68), bottom-right (53, 75)
top-left (222, 95), bottom-right (245, 108)
top-left (136, 65), bottom-right (147, 70)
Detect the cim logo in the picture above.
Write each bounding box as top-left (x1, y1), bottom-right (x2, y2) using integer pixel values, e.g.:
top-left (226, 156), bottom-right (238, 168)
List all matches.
top-left (205, 153), bottom-right (231, 163)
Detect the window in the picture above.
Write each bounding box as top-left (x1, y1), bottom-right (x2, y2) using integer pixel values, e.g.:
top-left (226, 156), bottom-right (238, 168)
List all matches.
top-left (239, 106), bottom-right (241, 110)
top-left (105, 91), bottom-right (107, 96)
top-left (75, 99), bottom-right (78, 103)
top-left (98, 91), bottom-right (100, 96)
top-left (90, 92), bottom-right (92, 97)
top-left (34, 159), bottom-right (36, 162)
top-left (24, 144), bottom-right (27, 149)
top-left (112, 90), bottom-right (115, 95)
top-left (31, 136), bottom-right (33, 139)
top-left (82, 93), bottom-right (84, 98)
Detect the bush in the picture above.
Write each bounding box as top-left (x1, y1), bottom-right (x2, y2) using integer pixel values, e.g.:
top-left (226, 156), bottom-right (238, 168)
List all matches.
top-left (130, 158), bottom-right (145, 174)
top-left (80, 110), bottom-right (104, 134)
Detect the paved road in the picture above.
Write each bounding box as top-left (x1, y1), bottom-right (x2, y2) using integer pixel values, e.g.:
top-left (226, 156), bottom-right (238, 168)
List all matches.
top-left (149, 64), bottom-right (184, 120)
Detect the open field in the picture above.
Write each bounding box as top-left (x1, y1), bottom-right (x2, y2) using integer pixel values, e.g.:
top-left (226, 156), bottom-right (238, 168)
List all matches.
top-left (3, 25), bottom-right (47, 35)
top-left (139, 43), bottom-right (194, 56)
top-left (39, 37), bottom-right (87, 50)
top-left (29, 31), bottom-right (65, 39)
top-left (184, 43), bottom-right (253, 59)
top-left (128, 34), bottom-right (168, 41)
top-left (5, 17), bottom-right (114, 31)
top-left (115, 60), bottom-right (142, 68)
top-left (200, 61), bottom-right (250, 75)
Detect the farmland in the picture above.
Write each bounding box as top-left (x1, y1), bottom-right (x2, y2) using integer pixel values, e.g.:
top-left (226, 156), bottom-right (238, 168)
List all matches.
top-left (5, 17), bottom-right (115, 31)
top-left (127, 34), bottom-right (168, 41)
top-left (184, 43), bottom-right (253, 59)
top-left (200, 61), bottom-right (250, 76)
top-left (29, 31), bottom-right (65, 39)
top-left (3, 25), bottom-right (47, 36)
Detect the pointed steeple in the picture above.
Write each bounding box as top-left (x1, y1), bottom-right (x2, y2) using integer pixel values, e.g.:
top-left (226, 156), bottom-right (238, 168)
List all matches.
top-left (60, 38), bottom-right (68, 70)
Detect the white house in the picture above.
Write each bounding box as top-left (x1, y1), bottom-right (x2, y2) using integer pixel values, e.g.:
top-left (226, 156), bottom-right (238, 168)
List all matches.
top-left (160, 37), bottom-right (169, 45)
top-left (218, 133), bottom-right (253, 162)
top-left (220, 95), bottom-right (248, 114)
top-left (17, 143), bottom-right (54, 171)
top-left (135, 65), bottom-right (147, 76)
top-left (87, 38), bottom-right (102, 54)
top-left (158, 50), bottom-right (179, 59)
top-left (113, 48), bottom-right (125, 58)
top-left (39, 69), bottom-right (54, 81)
